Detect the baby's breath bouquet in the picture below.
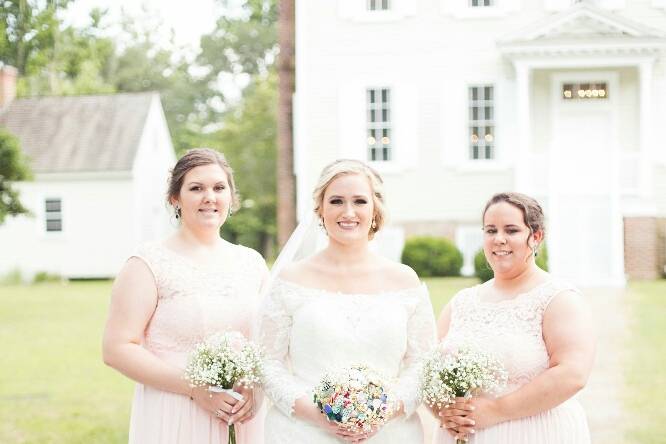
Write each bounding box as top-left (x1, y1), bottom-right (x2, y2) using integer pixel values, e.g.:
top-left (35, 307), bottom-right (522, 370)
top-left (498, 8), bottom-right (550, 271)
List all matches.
top-left (421, 344), bottom-right (507, 444)
top-left (313, 364), bottom-right (395, 434)
top-left (185, 331), bottom-right (263, 444)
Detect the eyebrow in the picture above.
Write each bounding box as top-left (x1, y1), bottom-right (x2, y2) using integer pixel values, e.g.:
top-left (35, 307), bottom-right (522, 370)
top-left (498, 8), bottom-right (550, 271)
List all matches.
top-left (328, 195), bottom-right (369, 199)
top-left (186, 181), bottom-right (228, 186)
top-left (483, 224), bottom-right (521, 228)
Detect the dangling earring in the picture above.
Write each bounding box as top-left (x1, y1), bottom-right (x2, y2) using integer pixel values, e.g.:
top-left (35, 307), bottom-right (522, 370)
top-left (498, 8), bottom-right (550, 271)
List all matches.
top-left (228, 207), bottom-right (233, 218)
top-left (319, 218), bottom-right (327, 235)
top-left (175, 205), bottom-right (181, 219)
top-left (532, 244), bottom-right (538, 257)
top-left (371, 218), bottom-right (377, 231)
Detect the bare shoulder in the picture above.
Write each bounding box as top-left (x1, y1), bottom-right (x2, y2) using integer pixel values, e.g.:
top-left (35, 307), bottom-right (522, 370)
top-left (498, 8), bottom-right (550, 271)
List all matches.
top-left (377, 257), bottom-right (421, 289)
top-left (544, 288), bottom-right (591, 323)
top-left (276, 258), bottom-right (317, 284)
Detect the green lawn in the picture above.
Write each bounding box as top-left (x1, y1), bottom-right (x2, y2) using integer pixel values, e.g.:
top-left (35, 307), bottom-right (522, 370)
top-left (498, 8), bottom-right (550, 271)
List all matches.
top-left (623, 280), bottom-right (666, 444)
top-left (1, 278), bottom-right (663, 443)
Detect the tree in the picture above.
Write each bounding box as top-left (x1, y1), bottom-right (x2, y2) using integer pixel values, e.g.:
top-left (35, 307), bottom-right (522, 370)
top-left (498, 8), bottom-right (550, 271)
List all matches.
top-left (276, 0), bottom-right (295, 247)
top-left (0, 129), bottom-right (31, 224)
top-left (210, 72), bottom-right (277, 257)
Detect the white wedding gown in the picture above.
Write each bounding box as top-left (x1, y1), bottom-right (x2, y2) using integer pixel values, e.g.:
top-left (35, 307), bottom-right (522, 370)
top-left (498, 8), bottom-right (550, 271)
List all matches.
top-left (259, 278), bottom-right (436, 443)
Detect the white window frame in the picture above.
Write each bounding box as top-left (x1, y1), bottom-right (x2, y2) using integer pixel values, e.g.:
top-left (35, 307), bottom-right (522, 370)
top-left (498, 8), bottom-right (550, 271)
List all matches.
top-left (367, 0), bottom-right (391, 11)
top-left (44, 197), bottom-right (63, 234)
top-left (468, 84), bottom-right (496, 161)
top-left (440, 0), bottom-right (514, 18)
top-left (339, 0), bottom-right (415, 22)
top-left (366, 87), bottom-right (393, 162)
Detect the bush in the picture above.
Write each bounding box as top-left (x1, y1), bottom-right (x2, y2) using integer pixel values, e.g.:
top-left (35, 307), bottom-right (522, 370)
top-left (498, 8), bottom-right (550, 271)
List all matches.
top-left (0, 268), bottom-right (23, 285)
top-left (474, 244), bottom-right (549, 283)
top-left (33, 271), bottom-right (64, 284)
top-left (401, 236), bottom-right (463, 277)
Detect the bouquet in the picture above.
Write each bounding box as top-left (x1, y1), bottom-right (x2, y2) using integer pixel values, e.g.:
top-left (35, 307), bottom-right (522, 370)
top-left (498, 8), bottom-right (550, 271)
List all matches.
top-left (313, 364), bottom-right (395, 434)
top-left (185, 331), bottom-right (263, 444)
top-left (421, 344), bottom-right (507, 444)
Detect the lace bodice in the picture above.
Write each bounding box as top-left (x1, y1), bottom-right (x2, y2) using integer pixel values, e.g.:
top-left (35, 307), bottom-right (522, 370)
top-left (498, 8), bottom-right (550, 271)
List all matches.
top-left (132, 242), bottom-right (268, 368)
top-left (259, 279), bottom-right (436, 418)
top-left (441, 280), bottom-right (579, 393)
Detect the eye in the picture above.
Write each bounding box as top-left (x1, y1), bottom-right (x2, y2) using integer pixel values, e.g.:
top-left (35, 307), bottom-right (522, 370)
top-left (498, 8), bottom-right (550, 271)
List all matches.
top-left (485, 228), bottom-right (497, 234)
top-left (190, 186), bottom-right (201, 191)
top-left (215, 185), bottom-right (226, 192)
top-left (506, 228), bottom-right (519, 234)
top-left (330, 198), bottom-right (343, 205)
top-left (354, 199), bottom-right (368, 205)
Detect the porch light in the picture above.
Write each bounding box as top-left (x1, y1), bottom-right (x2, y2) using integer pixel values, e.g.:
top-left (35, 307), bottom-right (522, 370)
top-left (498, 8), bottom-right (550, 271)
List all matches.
top-left (381, 136), bottom-right (390, 144)
top-left (578, 89), bottom-right (585, 98)
top-left (485, 134), bottom-right (494, 142)
top-left (471, 134), bottom-right (479, 143)
top-left (564, 90), bottom-right (572, 98)
top-left (367, 136), bottom-right (376, 145)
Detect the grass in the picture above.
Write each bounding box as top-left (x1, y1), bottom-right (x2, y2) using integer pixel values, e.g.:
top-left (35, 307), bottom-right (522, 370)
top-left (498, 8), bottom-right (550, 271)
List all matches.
top-left (1, 277), bottom-right (663, 443)
top-left (623, 280), bottom-right (666, 444)
top-left (0, 281), bottom-right (132, 444)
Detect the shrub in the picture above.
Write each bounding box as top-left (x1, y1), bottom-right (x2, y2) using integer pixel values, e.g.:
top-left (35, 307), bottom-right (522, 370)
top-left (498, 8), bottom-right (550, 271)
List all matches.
top-left (0, 268), bottom-right (23, 285)
top-left (474, 244), bottom-right (549, 283)
top-left (33, 271), bottom-right (64, 284)
top-left (401, 237), bottom-right (463, 277)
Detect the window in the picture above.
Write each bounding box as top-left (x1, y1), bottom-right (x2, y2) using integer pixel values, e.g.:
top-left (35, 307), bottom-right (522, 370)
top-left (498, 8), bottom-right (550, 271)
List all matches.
top-left (562, 82), bottom-right (608, 100)
top-left (45, 198), bottom-right (62, 232)
top-left (367, 0), bottom-right (390, 10)
top-left (468, 85), bottom-right (495, 160)
top-left (367, 88), bottom-right (392, 161)
top-left (469, 0), bottom-right (493, 6)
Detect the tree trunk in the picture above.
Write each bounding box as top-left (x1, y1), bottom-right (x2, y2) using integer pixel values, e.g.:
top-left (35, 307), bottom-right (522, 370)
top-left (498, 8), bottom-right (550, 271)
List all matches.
top-left (276, 0), bottom-right (297, 248)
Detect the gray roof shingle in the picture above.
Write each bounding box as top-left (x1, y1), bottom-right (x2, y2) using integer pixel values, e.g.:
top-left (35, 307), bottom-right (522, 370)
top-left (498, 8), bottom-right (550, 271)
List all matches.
top-left (0, 92), bottom-right (156, 173)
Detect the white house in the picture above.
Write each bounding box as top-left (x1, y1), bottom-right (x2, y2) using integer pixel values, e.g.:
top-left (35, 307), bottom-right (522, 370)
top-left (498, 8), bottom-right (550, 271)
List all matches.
top-left (293, 0), bottom-right (666, 286)
top-left (0, 68), bottom-right (176, 279)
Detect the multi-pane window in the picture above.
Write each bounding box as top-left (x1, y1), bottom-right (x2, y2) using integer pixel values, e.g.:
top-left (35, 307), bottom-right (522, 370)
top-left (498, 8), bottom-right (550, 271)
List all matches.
top-left (45, 198), bottom-right (62, 232)
top-left (562, 82), bottom-right (608, 100)
top-left (468, 85), bottom-right (495, 160)
top-left (366, 88), bottom-right (392, 162)
top-left (470, 0), bottom-right (493, 6)
top-left (367, 0), bottom-right (390, 10)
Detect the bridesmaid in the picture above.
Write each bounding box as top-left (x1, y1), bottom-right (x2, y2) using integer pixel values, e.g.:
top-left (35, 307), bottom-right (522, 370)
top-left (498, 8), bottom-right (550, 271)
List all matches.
top-left (102, 148), bottom-right (268, 443)
top-left (432, 192), bottom-right (594, 443)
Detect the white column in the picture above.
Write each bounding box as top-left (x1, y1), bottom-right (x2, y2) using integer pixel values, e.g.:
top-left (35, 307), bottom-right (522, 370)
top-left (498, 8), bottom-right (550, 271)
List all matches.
top-left (514, 62), bottom-right (531, 192)
top-left (638, 59), bottom-right (655, 199)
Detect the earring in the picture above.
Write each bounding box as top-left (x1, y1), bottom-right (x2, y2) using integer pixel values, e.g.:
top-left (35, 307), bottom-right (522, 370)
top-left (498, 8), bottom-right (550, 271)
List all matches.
top-left (228, 208), bottom-right (233, 218)
top-left (319, 218), bottom-right (327, 235)
top-left (175, 206), bottom-right (181, 219)
top-left (371, 218), bottom-right (377, 231)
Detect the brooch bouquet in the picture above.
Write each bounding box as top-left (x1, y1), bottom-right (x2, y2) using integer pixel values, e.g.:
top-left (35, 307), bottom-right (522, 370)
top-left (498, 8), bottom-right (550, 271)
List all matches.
top-left (313, 364), bottom-right (395, 434)
top-left (185, 331), bottom-right (263, 444)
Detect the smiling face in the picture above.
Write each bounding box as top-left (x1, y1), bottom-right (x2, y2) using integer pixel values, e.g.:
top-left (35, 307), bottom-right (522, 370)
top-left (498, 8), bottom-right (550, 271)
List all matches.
top-left (172, 163), bottom-right (232, 232)
top-left (320, 173), bottom-right (375, 245)
top-left (482, 201), bottom-right (543, 278)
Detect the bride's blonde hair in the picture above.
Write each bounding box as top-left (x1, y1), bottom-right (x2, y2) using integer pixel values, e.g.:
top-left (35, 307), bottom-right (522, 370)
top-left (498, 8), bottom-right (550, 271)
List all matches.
top-left (312, 159), bottom-right (387, 239)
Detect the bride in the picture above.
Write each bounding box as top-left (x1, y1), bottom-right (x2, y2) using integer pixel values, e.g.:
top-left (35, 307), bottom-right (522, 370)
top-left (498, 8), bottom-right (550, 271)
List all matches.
top-left (259, 159), bottom-right (436, 443)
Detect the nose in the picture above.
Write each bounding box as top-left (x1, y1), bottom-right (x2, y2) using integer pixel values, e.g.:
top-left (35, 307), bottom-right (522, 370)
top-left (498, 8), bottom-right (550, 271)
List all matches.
top-left (342, 202), bottom-right (355, 217)
top-left (203, 188), bottom-right (216, 202)
top-left (494, 233), bottom-right (507, 244)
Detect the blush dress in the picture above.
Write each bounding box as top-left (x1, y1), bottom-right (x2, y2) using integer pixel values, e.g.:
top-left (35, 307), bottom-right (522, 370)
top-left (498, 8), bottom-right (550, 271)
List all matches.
top-left (434, 279), bottom-right (591, 444)
top-left (127, 242), bottom-right (267, 444)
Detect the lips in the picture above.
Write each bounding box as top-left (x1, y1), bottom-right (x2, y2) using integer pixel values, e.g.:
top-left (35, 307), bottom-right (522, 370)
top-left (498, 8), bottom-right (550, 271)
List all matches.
top-left (337, 221), bottom-right (359, 229)
top-left (493, 251), bottom-right (512, 256)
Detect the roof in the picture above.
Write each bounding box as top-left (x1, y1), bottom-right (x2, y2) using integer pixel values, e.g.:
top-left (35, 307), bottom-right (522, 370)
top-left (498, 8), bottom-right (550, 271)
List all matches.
top-left (0, 92), bottom-right (156, 173)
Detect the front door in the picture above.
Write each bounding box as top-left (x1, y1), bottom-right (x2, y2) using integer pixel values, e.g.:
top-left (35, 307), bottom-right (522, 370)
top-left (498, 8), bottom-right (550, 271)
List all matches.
top-left (547, 72), bottom-right (624, 286)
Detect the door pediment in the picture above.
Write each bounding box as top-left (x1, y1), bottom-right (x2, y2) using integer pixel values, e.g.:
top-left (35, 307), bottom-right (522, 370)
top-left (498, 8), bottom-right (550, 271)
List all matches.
top-left (498, 3), bottom-right (666, 56)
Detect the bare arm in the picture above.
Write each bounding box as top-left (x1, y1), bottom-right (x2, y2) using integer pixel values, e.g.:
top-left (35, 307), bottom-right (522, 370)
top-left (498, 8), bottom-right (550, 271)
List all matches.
top-left (466, 290), bottom-right (596, 429)
top-left (102, 257), bottom-right (190, 395)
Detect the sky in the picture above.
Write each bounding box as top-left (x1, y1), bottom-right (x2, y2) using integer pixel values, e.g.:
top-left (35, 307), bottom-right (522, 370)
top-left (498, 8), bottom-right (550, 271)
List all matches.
top-left (62, 0), bottom-right (221, 54)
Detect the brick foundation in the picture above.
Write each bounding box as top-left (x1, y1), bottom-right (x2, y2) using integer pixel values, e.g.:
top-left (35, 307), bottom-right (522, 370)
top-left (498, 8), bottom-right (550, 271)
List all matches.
top-left (624, 217), bottom-right (666, 279)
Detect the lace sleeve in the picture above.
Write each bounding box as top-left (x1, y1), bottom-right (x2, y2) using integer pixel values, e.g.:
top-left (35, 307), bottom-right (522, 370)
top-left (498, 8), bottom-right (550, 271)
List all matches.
top-left (393, 285), bottom-right (437, 417)
top-left (258, 284), bottom-right (308, 417)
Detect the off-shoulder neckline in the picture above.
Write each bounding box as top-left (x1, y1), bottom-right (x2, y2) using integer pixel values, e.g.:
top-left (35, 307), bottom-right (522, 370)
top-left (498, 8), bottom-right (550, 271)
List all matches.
top-left (274, 276), bottom-right (426, 297)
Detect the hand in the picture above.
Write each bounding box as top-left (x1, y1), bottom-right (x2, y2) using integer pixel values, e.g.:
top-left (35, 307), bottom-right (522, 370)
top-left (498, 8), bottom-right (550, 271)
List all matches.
top-left (228, 384), bottom-right (256, 425)
top-left (191, 386), bottom-right (240, 424)
top-left (465, 396), bottom-right (506, 430)
top-left (436, 398), bottom-right (476, 441)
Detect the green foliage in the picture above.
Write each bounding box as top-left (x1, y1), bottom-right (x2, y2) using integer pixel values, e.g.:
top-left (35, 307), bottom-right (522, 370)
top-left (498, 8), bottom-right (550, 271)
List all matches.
top-left (0, 129), bottom-right (31, 224)
top-left (473, 244), bottom-right (550, 283)
top-left (474, 249), bottom-right (494, 283)
top-left (0, 268), bottom-right (23, 285)
top-left (401, 237), bottom-right (463, 277)
top-left (33, 271), bottom-right (64, 283)
top-left (214, 72), bottom-right (277, 257)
